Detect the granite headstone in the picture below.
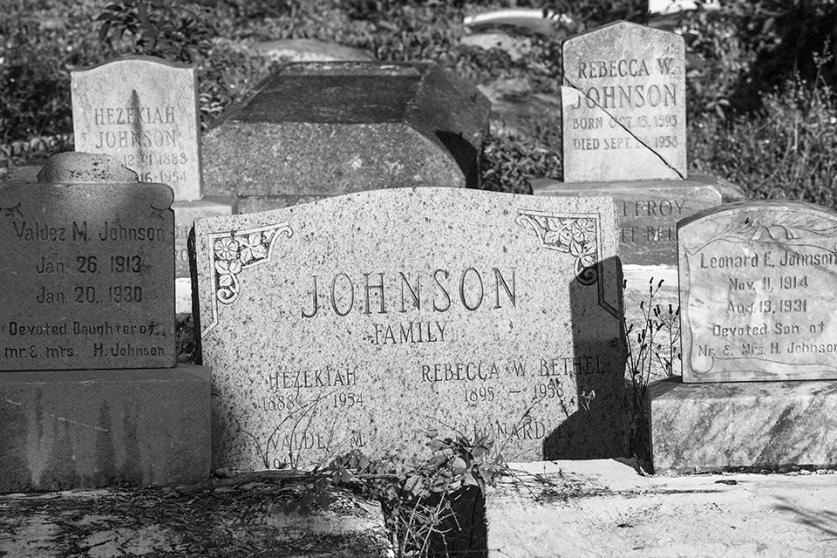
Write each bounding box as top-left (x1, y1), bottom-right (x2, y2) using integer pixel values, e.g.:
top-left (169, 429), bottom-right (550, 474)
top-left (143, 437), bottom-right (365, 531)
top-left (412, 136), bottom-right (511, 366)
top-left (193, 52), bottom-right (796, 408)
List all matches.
top-left (202, 62), bottom-right (491, 212)
top-left (71, 56), bottom-right (202, 201)
top-left (0, 152), bottom-right (175, 370)
top-left (193, 188), bottom-right (626, 469)
top-left (679, 201), bottom-right (837, 382)
top-left (562, 21), bottom-right (687, 182)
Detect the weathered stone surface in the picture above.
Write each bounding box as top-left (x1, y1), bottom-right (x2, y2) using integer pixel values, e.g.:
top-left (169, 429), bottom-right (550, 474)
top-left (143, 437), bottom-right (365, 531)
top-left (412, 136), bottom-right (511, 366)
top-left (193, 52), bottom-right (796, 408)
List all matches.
top-left (533, 175), bottom-right (722, 265)
top-left (71, 56), bottom-right (203, 201)
top-left (193, 188), bottom-right (626, 470)
top-left (0, 154), bottom-right (175, 370)
top-left (679, 201), bottom-right (837, 382)
top-left (650, 378), bottom-right (837, 473)
top-left (562, 21), bottom-right (686, 181)
top-left (202, 62), bottom-right (490, 209)
top-left (0, 365), bottom-right (210, 492)
top-left (36, 152), bottom-right (137, 184)
top-left (486, 459), bottom-right (837, 557)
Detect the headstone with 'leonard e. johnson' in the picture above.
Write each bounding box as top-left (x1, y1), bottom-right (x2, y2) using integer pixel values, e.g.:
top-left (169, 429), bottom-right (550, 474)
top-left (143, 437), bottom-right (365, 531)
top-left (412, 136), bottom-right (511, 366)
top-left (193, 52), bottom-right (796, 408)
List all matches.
top-left (193, 188), bottom-right (627, 470)
top-left (0, 152), bottom-right (175, 371)
top-left (679, 201), bottom-right (837, 382)
top-left (561, 20), bottom-right (687, 182)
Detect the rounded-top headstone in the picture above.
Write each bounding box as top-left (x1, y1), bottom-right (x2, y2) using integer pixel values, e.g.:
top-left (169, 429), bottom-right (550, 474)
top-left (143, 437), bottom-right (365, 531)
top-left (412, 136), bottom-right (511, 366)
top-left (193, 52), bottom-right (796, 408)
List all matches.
top-left (561, 20), bottom-right (687, 182)
top-left (37, 152), bottom-right (138, 184)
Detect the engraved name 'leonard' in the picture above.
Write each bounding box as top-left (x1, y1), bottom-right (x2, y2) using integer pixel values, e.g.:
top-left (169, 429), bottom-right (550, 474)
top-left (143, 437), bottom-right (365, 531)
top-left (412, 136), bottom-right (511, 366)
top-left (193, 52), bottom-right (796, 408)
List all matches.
top-left (302, 267), bottom-right (516, 318)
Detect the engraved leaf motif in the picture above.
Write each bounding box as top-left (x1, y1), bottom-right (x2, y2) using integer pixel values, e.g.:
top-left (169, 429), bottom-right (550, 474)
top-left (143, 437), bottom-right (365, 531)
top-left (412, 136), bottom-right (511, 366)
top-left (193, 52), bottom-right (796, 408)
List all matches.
top-left (239, 232), bottom-right (267, 264)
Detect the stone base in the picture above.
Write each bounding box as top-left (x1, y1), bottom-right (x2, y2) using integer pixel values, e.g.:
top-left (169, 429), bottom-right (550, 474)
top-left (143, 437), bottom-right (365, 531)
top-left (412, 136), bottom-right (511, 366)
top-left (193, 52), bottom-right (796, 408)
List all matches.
top-left (174, 196), bottom-right (237, 277)
top-left (650, 377), bottom-right (837, 473)
top-left (533, 174), bottom-right (734, 266)
top-left (0, 364), bottom-right (210, 493)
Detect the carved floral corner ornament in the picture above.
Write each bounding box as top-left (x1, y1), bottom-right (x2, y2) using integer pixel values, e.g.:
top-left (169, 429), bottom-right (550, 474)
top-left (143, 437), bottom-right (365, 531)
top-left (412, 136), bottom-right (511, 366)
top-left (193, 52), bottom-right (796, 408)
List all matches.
top-left (202, 223), bottom-right (293, 334)
top-left (517, 209), bottom-right (620, 318)
top-left (516, 211), bottom-right (600, 285)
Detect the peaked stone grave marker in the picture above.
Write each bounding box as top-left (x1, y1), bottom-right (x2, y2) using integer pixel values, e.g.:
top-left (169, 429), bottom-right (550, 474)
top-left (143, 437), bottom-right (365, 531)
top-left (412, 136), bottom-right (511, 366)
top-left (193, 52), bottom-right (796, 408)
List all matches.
top-left (561, 20), bottom-right (686, 182)
top-left (192, 188), bottom-right (626, 470)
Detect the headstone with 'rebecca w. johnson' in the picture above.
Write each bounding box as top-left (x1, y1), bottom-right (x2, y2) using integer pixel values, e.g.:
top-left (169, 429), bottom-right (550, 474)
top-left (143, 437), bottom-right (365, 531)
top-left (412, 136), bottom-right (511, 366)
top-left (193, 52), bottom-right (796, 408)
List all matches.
top-left (192, 188), bottom-right (626, 470)
top-left (0, 153), bottom-right (175, 370)
top-left (70, 56), bottom-right (236, 310)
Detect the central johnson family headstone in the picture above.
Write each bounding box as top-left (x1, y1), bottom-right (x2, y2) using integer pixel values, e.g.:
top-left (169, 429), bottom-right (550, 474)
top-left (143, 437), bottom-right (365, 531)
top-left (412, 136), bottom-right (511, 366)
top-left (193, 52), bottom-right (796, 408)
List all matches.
top-left (561, 20), bottom-right (686, 182)
top-left (193, 188), bottom-right (626, 470)
top-left (0, 153), bottom-right (175, 370)
top-left (201, 62), bottom-right (491, 213)
top-left (679, 201), bottom-right (837, 382)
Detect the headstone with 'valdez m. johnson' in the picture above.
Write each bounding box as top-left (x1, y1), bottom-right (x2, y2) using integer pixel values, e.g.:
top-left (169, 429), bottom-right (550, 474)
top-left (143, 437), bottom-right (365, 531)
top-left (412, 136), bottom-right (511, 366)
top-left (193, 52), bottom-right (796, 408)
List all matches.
top-left (192, 188), bottom-right (627, 470)
top-left (71, 55), bottom-right (236, 311)
top-left (0, 152), bottom-right (210, 493)
top-left (650, 200), bottom-right (837, 473)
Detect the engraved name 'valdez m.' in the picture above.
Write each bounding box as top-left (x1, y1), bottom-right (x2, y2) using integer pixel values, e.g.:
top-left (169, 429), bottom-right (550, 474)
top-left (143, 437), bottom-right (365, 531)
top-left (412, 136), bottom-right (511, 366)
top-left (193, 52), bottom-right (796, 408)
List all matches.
top-left (301, 267), bottom-right (517, 318)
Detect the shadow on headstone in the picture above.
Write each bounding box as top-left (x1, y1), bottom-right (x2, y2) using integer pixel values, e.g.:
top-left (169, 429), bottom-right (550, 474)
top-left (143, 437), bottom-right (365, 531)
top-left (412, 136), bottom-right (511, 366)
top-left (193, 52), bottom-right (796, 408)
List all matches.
top-left (543, 255), bottom-right (628, 460)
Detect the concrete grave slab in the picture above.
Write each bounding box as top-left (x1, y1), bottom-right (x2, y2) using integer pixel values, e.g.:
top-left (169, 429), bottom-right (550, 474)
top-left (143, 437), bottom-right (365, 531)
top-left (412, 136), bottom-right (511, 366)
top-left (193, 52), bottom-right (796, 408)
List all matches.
top-left (202, 62), bottom-right (490, 211)
top-left (486, 459), bottom-right (837, 557)
top-left (562, 21), bottom-right (686, 182)
top-left (192, 188), bottom-right (627, 470)
top-left (0, 153), bottom-right (175, 370)
top-left (71, 56), bottom-right (202, 202)
top-left (679, 201), bottom-right (837, 382)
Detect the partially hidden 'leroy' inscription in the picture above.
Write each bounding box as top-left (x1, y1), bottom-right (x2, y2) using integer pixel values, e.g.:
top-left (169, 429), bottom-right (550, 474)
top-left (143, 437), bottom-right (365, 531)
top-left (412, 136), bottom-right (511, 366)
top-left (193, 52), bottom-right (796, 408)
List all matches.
top-left (0, 182), bottom-right (175, 370)
top-left (562, 21), bottom-right (686, 181)
top-left (71, 56), bottom-right (202, 201)
top-left (194, 188), bottom-right (625, 470)
top-left (679, 201), bottom-right (837, 382)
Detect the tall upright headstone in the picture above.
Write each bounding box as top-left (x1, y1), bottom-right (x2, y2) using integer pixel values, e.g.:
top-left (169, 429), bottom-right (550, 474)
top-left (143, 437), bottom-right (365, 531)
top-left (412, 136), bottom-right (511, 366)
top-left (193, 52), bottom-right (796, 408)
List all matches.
top-left (71, 56), bottom-right (236, 312)
top-left (192, 188), bottom-right (627, 470)
top-left (202, 62), bottom-right (491, 213)
top-left (650, 200), bottom-right (837, 473)
top-left (0, 153), bottom-right (210, 492)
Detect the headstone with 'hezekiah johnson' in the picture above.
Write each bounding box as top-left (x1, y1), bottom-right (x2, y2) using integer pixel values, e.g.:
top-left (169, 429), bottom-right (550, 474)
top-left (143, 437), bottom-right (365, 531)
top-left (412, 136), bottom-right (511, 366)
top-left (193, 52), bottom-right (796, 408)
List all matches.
top-left (561, 20), bottom-right (686, 182)
top-left (192, 188), bottom-right (626, 470)
top-left (679, 201), bottom-right (837, 382)
top-left (71, 56), bottom-right (202, 201)
top-left (0, 152), bottom-right (175, 370)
